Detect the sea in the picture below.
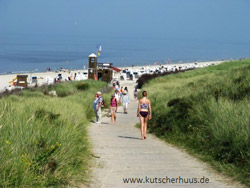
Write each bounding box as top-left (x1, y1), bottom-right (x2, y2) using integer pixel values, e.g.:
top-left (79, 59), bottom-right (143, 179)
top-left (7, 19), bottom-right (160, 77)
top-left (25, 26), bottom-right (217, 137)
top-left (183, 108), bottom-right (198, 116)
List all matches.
top-left (0, 33), bottom-right (249, 74)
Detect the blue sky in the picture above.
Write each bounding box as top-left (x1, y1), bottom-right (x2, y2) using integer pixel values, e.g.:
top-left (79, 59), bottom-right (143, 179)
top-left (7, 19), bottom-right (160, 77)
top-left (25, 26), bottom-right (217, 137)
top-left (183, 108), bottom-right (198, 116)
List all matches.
top-left (1, 0), bottom-right (250, 41)
top-left (0, 0), bottom-right (249, 72)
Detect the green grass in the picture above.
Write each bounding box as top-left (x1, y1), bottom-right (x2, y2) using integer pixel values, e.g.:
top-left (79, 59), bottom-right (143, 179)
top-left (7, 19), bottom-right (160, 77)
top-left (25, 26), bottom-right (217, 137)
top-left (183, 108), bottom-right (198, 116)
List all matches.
top-left (0, 80), bottom-right (111, 187)
top-left (142, 59), bottom-right (250, 187)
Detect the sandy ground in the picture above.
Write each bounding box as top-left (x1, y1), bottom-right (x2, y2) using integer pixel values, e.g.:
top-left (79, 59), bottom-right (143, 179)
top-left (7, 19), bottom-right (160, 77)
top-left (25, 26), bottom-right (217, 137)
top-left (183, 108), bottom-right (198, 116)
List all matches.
top-left (0, 61), bottom-right (224, 93)
top-left (0, 70), bottom-right (87, 93)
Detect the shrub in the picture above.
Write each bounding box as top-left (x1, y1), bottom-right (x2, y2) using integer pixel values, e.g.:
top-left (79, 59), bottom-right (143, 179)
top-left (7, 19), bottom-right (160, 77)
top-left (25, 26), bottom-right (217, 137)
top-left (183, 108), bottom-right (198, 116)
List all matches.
top-left (76, 83), bottom-right (89, 91)
top-left (143, 59), bottom-right (250, 186)
top-left (137, 69), bottom-right (194, 89)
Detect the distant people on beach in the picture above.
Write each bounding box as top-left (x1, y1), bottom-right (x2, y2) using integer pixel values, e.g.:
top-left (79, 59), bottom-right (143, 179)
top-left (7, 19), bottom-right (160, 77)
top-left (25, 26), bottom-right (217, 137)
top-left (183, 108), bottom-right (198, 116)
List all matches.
top-left (134, 88), bottom-right (138, 100)
top-left (121, 90), bottom-right (130, 114)
top-left (137, 91), bottom-right (152, 140)
top-left (109, 94), bottom-right (118, 124)
top-left (129, 74), bottom-right (133, 80)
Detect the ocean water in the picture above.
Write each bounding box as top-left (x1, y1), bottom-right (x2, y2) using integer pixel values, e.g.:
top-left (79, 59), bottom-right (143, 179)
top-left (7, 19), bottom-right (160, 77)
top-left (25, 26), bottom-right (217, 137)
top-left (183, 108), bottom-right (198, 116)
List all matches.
top-left (0, 34), bottom-right (249, 74)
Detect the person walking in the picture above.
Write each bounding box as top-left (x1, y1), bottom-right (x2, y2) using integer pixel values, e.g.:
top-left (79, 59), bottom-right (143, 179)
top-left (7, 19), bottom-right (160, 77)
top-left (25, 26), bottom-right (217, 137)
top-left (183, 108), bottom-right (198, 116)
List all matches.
top-left (120, 86), bottom-right (124, 93)
top-left (115, 82), bottom-right (119, 91)
top-left (109, 94), bottom-right (118, 124)
top-left (96, 91), bottom-right (103, 124)
top-left (93, 94), bottom-right (98, 122)
top-left (121, 90), bottom-right (130, 114)
top-left (124, 86), bottom-right (128, 93)
top-left (134, 88), bottom-right (138, 100)
top-left (137, 91), bottom-right (152, 140)
top-left (114, 89), bottom-right (121, 103)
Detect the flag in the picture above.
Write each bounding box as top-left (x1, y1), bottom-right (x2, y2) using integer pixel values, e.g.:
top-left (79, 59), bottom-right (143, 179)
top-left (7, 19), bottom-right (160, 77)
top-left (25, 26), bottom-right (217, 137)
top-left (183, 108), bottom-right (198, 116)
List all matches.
top-left (98, 45), bottom-right (102, 56)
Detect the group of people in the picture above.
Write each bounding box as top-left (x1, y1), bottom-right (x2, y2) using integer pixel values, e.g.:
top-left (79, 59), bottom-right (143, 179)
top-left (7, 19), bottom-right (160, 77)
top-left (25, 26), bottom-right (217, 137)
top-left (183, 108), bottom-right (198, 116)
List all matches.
top-left (93, 86), bottom-right (130, 124)
top-left (109, 86), bottom-right (131, 124)
top-left (93, 87), bottom-right (152, 140)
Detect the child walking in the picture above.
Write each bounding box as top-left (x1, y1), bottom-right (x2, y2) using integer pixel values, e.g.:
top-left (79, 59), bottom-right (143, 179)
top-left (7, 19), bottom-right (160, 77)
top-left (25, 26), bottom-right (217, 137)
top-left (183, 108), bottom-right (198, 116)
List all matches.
top-left (109, 94), bottom-right (118, 124)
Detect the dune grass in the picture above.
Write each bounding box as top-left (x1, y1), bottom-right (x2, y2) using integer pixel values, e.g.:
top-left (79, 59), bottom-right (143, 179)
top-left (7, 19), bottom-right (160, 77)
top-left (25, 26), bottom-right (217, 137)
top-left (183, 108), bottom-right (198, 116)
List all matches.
top-left (0, 80), bottom-right (111, 187)
top-left (142, 59), bottom-right (250, 186)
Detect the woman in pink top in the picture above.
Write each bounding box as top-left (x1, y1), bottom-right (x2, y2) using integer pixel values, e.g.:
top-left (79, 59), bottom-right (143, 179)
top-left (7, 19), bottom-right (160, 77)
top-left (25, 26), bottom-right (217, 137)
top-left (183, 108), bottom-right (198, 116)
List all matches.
top-left (109, 94), bottom-right (118, 124)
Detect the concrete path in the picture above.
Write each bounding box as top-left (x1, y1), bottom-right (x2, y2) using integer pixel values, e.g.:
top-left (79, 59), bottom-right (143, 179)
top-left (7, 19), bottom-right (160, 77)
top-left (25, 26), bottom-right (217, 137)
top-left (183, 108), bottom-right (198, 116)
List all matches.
top-left (88, 81), bottom-right (245, 188)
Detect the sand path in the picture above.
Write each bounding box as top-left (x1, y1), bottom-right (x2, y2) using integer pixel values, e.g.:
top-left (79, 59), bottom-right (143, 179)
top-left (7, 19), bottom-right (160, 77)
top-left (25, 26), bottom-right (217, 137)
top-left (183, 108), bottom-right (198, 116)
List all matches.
top-left (88, 80), bottom-right (245, 188)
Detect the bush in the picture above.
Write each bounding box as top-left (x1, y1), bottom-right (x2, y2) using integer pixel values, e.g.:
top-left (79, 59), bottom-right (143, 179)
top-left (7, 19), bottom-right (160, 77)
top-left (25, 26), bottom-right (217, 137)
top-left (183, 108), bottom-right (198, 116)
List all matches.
top-left (143, 59), bottom-right (250, 186)
top-left (76, 83), bottom-right (89, 91)
top-left (137, 69), bottom-right (194, 89)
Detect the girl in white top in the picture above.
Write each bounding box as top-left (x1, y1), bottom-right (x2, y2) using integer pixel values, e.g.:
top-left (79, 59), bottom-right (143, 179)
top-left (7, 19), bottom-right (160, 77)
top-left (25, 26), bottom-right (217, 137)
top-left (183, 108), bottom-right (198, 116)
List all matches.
top-left (114, 89), bottom-right (120, 103)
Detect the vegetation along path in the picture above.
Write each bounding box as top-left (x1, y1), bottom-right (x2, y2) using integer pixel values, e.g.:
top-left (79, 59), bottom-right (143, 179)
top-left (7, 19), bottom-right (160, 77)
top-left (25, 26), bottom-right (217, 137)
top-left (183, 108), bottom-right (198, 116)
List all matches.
top-left (88, 80), bottom-right (245, 188)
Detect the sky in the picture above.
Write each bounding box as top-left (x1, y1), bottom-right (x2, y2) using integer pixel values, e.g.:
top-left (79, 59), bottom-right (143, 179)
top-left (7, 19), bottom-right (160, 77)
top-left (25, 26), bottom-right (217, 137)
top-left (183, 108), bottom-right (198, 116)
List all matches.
top-left (0, 0), bottom-right (249, 73)
top-left (1, 0), bottom-right (250, 41)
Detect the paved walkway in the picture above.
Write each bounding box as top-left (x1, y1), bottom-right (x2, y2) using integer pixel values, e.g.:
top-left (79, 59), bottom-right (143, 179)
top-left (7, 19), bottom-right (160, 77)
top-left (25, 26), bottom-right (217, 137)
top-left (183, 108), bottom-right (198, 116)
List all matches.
top-left (88, 81), bottom-right (245, 188)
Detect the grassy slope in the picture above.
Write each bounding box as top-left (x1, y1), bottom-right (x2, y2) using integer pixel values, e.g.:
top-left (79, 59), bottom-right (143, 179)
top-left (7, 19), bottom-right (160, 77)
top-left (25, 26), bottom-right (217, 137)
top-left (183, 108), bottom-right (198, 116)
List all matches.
top-left (0, 80), bottom-right (111, 187)
top-left (142, 59), bottom-right (250, 186)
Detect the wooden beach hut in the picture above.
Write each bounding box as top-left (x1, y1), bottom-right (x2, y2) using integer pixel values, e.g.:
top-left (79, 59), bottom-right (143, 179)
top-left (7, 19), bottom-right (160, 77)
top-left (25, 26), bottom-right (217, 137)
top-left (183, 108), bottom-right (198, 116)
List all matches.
top-left (88, 53), bottom-right (113, 83)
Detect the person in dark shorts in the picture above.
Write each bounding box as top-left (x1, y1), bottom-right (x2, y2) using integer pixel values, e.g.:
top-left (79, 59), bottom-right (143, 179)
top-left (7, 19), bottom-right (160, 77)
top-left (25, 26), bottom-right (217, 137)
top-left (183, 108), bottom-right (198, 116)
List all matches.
top-left (137, 91), bottom-right (152, 140)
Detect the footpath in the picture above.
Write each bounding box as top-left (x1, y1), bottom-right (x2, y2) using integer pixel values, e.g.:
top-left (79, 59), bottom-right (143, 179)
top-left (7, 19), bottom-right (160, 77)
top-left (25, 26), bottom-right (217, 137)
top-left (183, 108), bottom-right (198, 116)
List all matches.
top-left (88, 81), bottom-right (245, 188)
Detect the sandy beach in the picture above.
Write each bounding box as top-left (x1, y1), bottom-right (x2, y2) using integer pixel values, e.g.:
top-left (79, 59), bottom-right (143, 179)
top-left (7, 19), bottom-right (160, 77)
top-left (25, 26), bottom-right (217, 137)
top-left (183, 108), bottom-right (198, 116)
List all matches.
top-left (0, 60), bottom-right (224, 93)
top-left (0, 70), bottom-right (86, 92)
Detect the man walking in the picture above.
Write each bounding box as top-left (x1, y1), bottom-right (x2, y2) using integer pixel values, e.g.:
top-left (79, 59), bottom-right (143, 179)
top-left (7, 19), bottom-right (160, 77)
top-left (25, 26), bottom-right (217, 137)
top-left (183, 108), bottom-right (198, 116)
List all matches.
top-left (121, 90), bottom-right (130, 114)
top-left (96, 91), bottom-right (103, 124)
